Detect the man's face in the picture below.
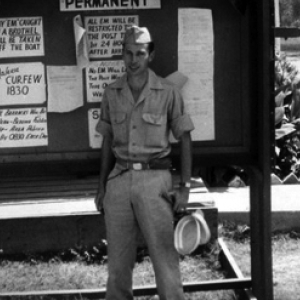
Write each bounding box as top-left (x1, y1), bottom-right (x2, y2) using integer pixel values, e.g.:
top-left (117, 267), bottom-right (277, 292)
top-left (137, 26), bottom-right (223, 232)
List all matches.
top-left (123, 43), bottom-right (154, 77)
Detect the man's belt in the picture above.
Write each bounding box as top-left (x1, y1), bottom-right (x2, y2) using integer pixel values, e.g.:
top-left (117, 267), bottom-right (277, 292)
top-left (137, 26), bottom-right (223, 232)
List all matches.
top-left (116, 157), bottom-right (172, 171)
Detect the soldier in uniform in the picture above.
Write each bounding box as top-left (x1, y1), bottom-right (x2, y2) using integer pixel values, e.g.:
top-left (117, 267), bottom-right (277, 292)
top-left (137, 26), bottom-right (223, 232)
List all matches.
top-left (95, 25), bottom-right (194, 300)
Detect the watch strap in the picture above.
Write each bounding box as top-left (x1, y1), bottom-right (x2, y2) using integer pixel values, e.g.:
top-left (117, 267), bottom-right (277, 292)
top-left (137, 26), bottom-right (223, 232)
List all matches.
top-left (179, 182), bottom-right (191, 188)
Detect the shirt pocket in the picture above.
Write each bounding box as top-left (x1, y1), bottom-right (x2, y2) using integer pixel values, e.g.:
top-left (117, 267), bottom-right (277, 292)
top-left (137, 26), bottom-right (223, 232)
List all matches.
top-left (111, 111), bottom-right (127, 146)
top-left (142, 113), bottom-right (167, 148)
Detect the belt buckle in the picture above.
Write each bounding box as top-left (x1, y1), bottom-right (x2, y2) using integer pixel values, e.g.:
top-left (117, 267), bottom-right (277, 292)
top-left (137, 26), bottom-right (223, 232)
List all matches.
top-left (132, 163), bottom-right (142, 170)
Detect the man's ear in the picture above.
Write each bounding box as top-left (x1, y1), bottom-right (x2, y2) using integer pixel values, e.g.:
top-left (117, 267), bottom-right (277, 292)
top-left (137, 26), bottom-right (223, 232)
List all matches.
top-left (149, 50), bottom-right (155, 63)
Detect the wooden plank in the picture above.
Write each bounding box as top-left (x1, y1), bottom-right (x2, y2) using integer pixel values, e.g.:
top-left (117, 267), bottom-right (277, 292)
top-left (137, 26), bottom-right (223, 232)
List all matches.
top-left (274, 27), bottom-right (300, 38)
top-left (219, 238), bottom-right (244, 278)
top-left (0, 190), bottom-right (97, 201)
top-left (0, 198), bottom-right (217, 253)
top-left (0, 177), bottom-right (99, 188)
top-left (0, 278), bottom-right (252, 299)
top-left (0, 174), bottom-right (91, 182)
top-left (0, 175), bottom-right (207, 202)
top-left (0, 177), bottom-right (99, 201)
top-left (0, 175), bottom-right (203, 190)
top-left (218, 238), bottom-right (257, 300)
top-left (0, 214), bottom-right (105, 254)
top-left (251, 0), bottom-right (274, 298)
top-left (0, 183), bottom-right (97, 194)
top-left (183, 278), bottom-right (252, 292)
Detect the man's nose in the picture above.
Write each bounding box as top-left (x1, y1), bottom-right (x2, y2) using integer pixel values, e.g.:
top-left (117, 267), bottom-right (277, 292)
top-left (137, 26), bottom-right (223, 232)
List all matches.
top-left (132, 55), bottom-right (138, 63)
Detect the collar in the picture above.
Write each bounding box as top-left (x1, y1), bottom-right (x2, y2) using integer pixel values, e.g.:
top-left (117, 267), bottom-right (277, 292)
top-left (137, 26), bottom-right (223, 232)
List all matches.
top-left (110, 69), bottom-right (164, 91)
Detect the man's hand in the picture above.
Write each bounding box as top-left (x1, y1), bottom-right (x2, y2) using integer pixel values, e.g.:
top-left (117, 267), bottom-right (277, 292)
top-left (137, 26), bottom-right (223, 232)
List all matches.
top-left (94, 136), bottom-right (115, 214)
top-left (173, 186), bottom-right (190, 213)
top-left (162, 187), bottom-right (189, 214)
top-left (94, 184), bottom-right (105, 213)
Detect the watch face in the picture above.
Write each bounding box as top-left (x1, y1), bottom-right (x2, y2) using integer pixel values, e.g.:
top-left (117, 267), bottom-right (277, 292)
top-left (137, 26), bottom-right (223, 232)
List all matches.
top-left (181, 182), bottom-right (191, 188)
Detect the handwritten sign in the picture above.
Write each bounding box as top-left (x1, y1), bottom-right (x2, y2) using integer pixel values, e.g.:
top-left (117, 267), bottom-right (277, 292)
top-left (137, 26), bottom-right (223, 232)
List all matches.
top-left (85, 15), bottom-right (138, 58)
top-left (0, 63), bottom-right (46, 106)
top-left (178, 9), bottom-right (215, 141)
top-left (88, 108), bottom-right (103, 148)
top-left (60, 0), bottom-right (161, 11)
top-left (0, 17), bottom-right (44, 58)
top-left (86, 61), bottom-right (125, 102)
top-left (0, 107), bottom-right (48, 148)
top-left (47, 65), bottom-right (83, 112)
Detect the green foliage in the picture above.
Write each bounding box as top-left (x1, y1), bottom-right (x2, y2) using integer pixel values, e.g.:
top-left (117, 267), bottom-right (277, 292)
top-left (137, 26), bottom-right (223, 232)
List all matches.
top-left (280, 0), bottom-right (293, 27)
top-left (275, 52), bottom-right (298, 86)
top-left (280, 0), bottom-right (300, 27)
top-left (292, 0), bottom-right (300, 21)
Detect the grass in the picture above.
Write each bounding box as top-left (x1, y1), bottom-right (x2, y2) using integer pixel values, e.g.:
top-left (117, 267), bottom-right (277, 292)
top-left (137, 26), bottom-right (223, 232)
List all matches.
top-left (280, 37), bottom-right (300, 52)
top-left (0, 243), bottom-right (236, 300)
top-left (0, 223), bottom-right (300, 300)
top-left (221, 222), bottom-right (300, 300)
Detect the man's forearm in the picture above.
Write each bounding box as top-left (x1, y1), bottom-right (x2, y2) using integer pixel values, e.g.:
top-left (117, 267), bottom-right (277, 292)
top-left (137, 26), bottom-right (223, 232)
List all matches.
top-left (99, 136), bottom-right (115, 187)
top-left (180, 132), bottom-right (192, 183)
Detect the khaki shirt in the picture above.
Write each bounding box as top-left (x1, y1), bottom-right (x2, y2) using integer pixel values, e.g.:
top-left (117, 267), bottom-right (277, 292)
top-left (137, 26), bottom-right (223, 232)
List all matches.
top-left (96, 69), bottom-right (194, 162)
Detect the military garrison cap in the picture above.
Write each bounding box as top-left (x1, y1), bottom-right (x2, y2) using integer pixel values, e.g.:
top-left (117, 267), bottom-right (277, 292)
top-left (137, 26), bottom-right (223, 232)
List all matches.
top-left (123, 25), bottom-right (152, 44)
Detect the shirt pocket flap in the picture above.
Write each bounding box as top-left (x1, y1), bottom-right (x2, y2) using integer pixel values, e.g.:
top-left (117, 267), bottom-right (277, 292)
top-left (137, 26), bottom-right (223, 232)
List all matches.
top-left (112, 112), bottom-right (126, 124)
top-left (142, 113), bottom-right (165, 125)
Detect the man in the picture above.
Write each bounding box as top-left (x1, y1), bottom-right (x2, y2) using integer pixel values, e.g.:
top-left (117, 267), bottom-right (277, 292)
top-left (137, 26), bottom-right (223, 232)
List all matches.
top-left (95, 25), bottom-right (194, 300)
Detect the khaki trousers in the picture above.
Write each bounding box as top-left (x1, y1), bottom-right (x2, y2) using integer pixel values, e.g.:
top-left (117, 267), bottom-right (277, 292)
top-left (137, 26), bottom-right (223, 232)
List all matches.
top-left (103, 169), bottom-right (185, 300)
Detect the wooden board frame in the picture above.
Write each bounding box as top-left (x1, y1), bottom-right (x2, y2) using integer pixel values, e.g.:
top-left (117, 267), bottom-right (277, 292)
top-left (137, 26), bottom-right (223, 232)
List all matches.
top-left (0, 1), bottom-right (274, 300)
top-left (0, 0), bottom-right (262, 167)
top-left (0, 238), bottom-right (253, 300)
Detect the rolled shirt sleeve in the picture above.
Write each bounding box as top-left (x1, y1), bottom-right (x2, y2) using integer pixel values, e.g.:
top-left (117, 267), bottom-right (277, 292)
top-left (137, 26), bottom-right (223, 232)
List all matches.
top-left (171, 113), bottom-right (194, 140)
top-left (169, 88), bottom-right (195, 140)
top-left (95, 91), bottom-right (113, 138)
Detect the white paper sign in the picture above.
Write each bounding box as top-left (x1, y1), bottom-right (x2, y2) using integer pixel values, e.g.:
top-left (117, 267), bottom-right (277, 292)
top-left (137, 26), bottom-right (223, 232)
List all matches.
top-left (0, 17), bottom-right (44, 58)
top-left (86, 61), bottom-right (125, 102)
top-left (0, 107), bottom-right (48, 148)
top-left (60, 0), bottom-right (161, 11)
top-left (47, 66), bottom-right (84, 113)
top-left (88, 108), bottom-right (103, 148)
top-left (178, 9), bottom-right (215, 141)
top-left (85, 15), bottom-right (138, 58)
top-left (0, 63), bottom-right (46, 106)
top-left (74, 15), bottom-right (90, 68)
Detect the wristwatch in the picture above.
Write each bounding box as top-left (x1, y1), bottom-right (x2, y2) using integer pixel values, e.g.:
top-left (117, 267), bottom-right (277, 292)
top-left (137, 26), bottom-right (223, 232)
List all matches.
top-left (179, 182), bottom-right (191, 188)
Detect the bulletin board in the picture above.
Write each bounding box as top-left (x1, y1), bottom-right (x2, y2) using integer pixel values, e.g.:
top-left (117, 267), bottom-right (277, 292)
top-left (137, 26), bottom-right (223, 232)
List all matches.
top-left (0, 0), bottom-right (258, 169)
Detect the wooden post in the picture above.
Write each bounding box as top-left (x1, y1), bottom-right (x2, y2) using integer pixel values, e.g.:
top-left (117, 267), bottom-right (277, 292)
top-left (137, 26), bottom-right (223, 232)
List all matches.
top-left (249, 168), bottom-right (273, 300)
top-left (249, 0), bottom-right (274, 299)
top-left (274, 0), bottom-right (281, 52)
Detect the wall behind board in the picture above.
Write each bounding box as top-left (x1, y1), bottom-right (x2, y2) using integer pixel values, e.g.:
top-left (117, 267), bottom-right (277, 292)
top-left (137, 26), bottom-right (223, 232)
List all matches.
top-left (0, 0), bottom-right (257, 166)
